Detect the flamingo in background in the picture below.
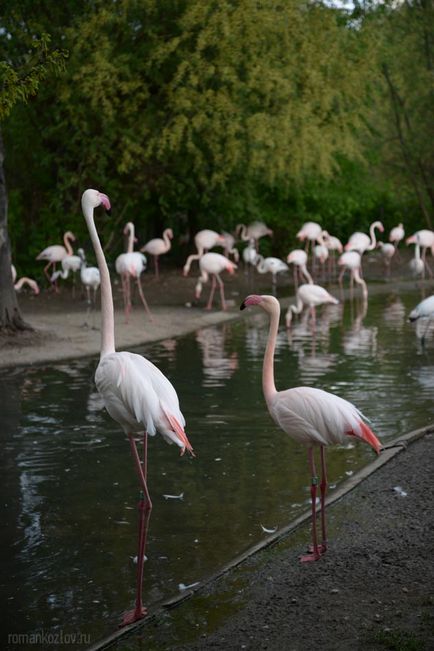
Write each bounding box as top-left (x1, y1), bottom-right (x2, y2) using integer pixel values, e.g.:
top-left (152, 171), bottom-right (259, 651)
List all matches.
top-left (51, 251), bottom-right (83, 295)
top-left (236, 221), bottom-right (273, 250)
top-left (286, 284), bottom-right (339, 329)
top-left (377, 242), bottom-right (395, 277)
top-left (240, 294), bottom-right (381, 562)
top-left (389, 223), bottom-right (405, 258)
top-left (78, 248), bottom-right (100, 326)
top-left (36, 231), bottom-right (76, 291)
top-left (312, 231), bottom-right (329, 280)
top-left (14, 277), bottom-right (40, 295)
top-left (287, 250), bottom-right (313, 289)
top-left (338, 251), bottom-right (368, 300)
top-left (194, 252), bottom-right (237, 310)
top-left (141, 228), bottom-right (173, 279)
top-left (221, 231), bottom-right (240, 262)
top-left (255, 255), bottom-right (289, 289)
top-left (409, 238), bottom-right (424, 278)
top-left (409, 294), bottom-right (434, 347)
top-left (81, 189), bottom-right (194, 626)
top-left (296, 222), bottom-right (322, 254)
top-left (345, 221), bottom-right (384, 256)
top-left (322, 232), bottom-right (343, 278)
top-left (183, 229), bottom-right (226, 275)
top-left (116, 222), bottom-right (151, 322)
top-left (406, 230), bottom-right (434, 278)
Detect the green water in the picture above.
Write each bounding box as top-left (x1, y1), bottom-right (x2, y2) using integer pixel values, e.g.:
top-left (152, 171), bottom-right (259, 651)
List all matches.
top-left (1, 288), bottom-right (433, 649)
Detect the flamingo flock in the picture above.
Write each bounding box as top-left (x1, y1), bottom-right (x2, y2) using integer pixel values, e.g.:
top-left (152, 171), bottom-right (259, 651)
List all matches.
top-left (10, 190), bottom-right (434, 628)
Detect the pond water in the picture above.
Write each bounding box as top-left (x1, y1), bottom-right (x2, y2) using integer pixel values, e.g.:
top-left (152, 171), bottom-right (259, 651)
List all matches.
top-left (2, 287), bottom-right (434, 648)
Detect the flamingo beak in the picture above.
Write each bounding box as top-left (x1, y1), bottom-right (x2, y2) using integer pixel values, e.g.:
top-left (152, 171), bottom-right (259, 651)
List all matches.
top-left (99, 192), bottom-right (111, 214)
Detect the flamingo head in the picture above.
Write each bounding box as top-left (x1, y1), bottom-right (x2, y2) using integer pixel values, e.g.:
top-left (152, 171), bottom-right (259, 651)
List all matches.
top-left (405, 234), bottom-right (416, 245)
top-left (226, 262), bottom-right (237, 275)
top-left (65, 231), bottom-right (76, 241)
top-left (373, 221), bottom-right (384, 233)
top-left (81, 189), bottom-right (111, 214)
top-left (166, 228), bottom-right (174, 239)
top-left (31, 281), bottom-right (40, 295)
top-left (240, 294), bottom-right (279, 313)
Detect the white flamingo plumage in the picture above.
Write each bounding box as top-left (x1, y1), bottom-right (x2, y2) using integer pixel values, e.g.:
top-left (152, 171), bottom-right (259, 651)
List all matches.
top-left (14, 276), bottom-right (40, 295)
top-left (81, 188), bottom-right (193, 625)
top-left (36, 230), bottom-right (76, 290)
top-left (221, 231), bottom-right (240, 262)
top-left (338, 251), bottom-right (368, 300)
top-left (116, 222), bottom-right (151, 321)
top-left (183, 229), bottom-right (226, 275)
top-left (409, 239), bottom-right (424, 278)
top-left (389, 223), bottom-right (405, 248)
top-left (406, 230), bottom-right (434, 278)
top-left (256, 255), bottom-right (289, 288)
top-left (240, 294), bottom-right (381, 562)
top-left (409, 294), bottom-right (434, 346)
top-left (236, 221), bottom-right (273, 250)
top-left (377, 242), bottom-right (395, 276)
top-left (141, 228), bottom-right (173, 279)
top-left (286, 249), bottom-right (313, 289)
top-left (345, 221), bottom-right (384, 254)
top-left (286, 284), bottom-right (339, 329)
top-left (296, 222), bottom-right (322, 254)
top-left (194, 252), bottom-right (237, 310)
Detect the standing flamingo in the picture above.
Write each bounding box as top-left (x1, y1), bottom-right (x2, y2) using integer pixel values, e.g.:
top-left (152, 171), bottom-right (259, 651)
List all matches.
top-left (141, 228), bottom-right (173, 279)
top-left (312, 231), bottom-right (329, 280)
top-left (285, 284), bottom-right (339, 329)
top-left (409, 294), bottom-right (434, 347)
top-left (183, 230), bottom-right (226, 274)
top-left (115, 222), bottom-right (151, 322)
top-left (389, 223), bottom-right (405, 257)
top-left (240, 294), bottom-right (381, 561)
top-left (255, 255), bottom-right (289, 289)
top-left (377, 242), bottom-right (395, 277)
top-left (81, 189), bottom-right (194, 625)
top-left (296, 222), bottom-right (322, 254)
top-left (345, 221), bottom-right (384, 255)
top-left (51, 252), bottom-right (83, 295)
top-left (194, 252), bottom-right (237, 310)
top-left (36, 231), bottom-right (76, 291)
top-left (409, 238), bottom-right (424, 278)
top-left (77, 248), bottom-right (101, 327)
top-left (338, 251), bottom-right (368, 300)
top-left (221, 231), bottom-right (240, 262)
top-left (236, 221), bottom-right (273, 250)
top-left (287, 250), bottom-right (313, 289)
top-left (405, 230), bottom-right (434, 278)
top-left (322, 232), bottom-right (343, 278)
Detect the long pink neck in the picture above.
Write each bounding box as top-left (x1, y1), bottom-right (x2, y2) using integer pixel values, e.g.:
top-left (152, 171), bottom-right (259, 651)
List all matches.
top-left (64, 233), bottom-right (74, 256)
top-left (263, 304), bottom-right (278, 404)
top-left (83, 201), bottom-right (115, 358)
top-left (127, 223), bottom-right (135, 253)
top-left (367, 223), bottom-right (379, 251)
top-left (163, 229), bottom-right (172, 251)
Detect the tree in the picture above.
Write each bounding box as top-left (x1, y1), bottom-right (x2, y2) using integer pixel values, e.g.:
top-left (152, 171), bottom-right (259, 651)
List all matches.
top-left (0, 33), bottom-right (66, 330)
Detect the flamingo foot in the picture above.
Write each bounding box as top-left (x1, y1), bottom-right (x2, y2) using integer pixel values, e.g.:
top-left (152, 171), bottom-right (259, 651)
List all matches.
top-left (120, 606), bottom-right (147, 627)
top-left (299, 551), bottom-right (322, 563)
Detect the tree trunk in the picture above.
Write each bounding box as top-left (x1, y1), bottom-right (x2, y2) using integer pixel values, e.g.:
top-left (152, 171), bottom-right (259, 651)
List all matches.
top-left (0, 129), bottom-right (32, 331)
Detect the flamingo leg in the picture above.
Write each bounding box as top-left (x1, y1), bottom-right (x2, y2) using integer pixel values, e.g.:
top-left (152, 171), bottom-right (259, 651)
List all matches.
top-left (300, 448), bottom-right (321, 562)
top-left (206, 275), bottom-right (217, 310)
top-left (136, 276), bottom-right (153, 320)
top-left (216, 273), bottom-right (226, 311)
top-left (125, 275), bottom-right (132, 323)
top-left (422, 248), bottom-right (433, 278)
top-left (122, 433), bottom-right (153, 626)
top-left (319, 446), bottom-right (328, 552)
top-left (293, 266), bottom-right (298, 291)
top-left (154, 256), bottom-right (159, 280)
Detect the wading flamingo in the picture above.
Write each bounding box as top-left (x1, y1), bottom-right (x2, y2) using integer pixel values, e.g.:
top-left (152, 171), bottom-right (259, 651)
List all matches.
top-left (255, 255), bottom-right (289, 289)
top-left (409, 294), bottom-right (434, 347)
top-left (141, 228), bottom-right (173, 279)
top-left (36, 231), bottom-right (76, 291)
top-left (240, 294), bottom-right (381, 561)
top-left (242, 239), bottom-right (259, 270)
top-left (377, 242), bottom-right (395, 277)
top-left (405, 230), bottom-right (434, 278)
top-left (81, 189), bottom-right (194, 625)
top-left (296, 222), bottom-right (322, 254)
top-left (221, 231), bottom-right (240, 263)
top-left (312, 231), bottom-right (329, 280)
top-left (115, 222), bottom-right (151, 322)
top-left (409, 238), bottom-right (424, 278)
top-left (338, 251), bottom-right (368, 300)
top-left (287, 250), bottom-right (313, 290)
top-left (14, 277), bottom-right (40, 295)
top-left (286, 284), bottom-right (339, 329)
top-left (183, 230), bottom-right (226, 275)
top-left (322, 232), bottom-right (343, 278)
top-left (389, 223), bottom-right (405, 257)
top-left (194, 252), bottom-right (237, 310)
top-left (345, 221), bottom-right (384, 255)
top-left (236, 221), bottom-right (273, 250)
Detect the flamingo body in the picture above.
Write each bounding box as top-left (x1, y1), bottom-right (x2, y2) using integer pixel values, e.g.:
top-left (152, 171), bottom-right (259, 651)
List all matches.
top-left (389, 224), bottom-right (404, 246)
top-left (194, 252), bottom-right (236, 310)
top-left (345, 221), bottom-right (384, 254)
top-left (286, 283), bottom-right (338, 328)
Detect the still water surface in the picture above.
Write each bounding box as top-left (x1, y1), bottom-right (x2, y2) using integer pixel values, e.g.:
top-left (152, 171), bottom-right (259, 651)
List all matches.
top-left (2, 288), bottom-right (434, 646)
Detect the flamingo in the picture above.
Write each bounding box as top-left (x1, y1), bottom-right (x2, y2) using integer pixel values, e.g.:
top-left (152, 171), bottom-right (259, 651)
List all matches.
top-left (322, 232), bottom-right (343, 278)
top-left (221, 231), bottom-right (240, 263)
top-left (115, 222), bottom-right (151, 322)
top-left (405, 230), bottom-right (434, 278)
top-left (78, 248), bottom-right (101, 307)
top-left (141, 228), bottom-right (173, 279)
top-left (51, 252), bottom-right (83, 295)
top-left (286, 284), bottom-right (339, 329)
top-left (409, 238), bottom-right (424, 278)
top-left (377, 242), bottom-right (395, 277)
top-left (14, 276), bottom-right (40, 295)
top-left (183, 230), bottom-right (226, 275)
top-left (409, 294), bottom-right (434, 346)
top-left (81, 188), bottom-right (194, 625)
top-left (242, 239), bottom-right (259, 270)
top-left (389, 223), bottom-right (405, 253)
top-left (256, 255), bottom-right (289, 289)
top-left (337, 251), bottom-right (368, 300)
top-left (312, 231), bottom-right (329, 280)
top-left (345, 221), bottom-right (384, 255)
top-left (240, 294), bottom-right (381, 562)
top-left (287, 250), bottom-right (313, 289)
top-left (236, 221), bottom-right (273, 250)
top-left (194, 252), bottom-right (237, 310)
top-left (296, 222), bottom-right (322, 254)
top-left (36, 231), bottom-right (76, 291)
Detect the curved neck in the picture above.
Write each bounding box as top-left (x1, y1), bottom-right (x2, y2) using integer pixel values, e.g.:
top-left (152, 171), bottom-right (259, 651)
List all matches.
top-left (367, 223), bottom-right (379, 250)
top-left (415, 243), bottom-right (421, 261)
top-left (256, 255), bottom-right (265, 272)
top-left (83, 202), bottom-right (115, 357)
top-left (263, 305), bottom-right (278, 404)
top-left (64, 233), bottom-right (74, 256)
top-left (291, 294), bottom-right (304, 316)
top-left (302, 266), bottom-right (313, 284)
top-left (14, 277), bottom-right (36, 292)
top-left (127, 223), bottom-right (135, 253)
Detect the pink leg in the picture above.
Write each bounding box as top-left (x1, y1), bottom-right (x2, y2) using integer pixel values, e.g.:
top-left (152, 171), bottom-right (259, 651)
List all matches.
top-left (122, 433), bottom-right (153, 626)
top-left (309, 306), bottom-right (317, 333)
top-left (423, 248), bottom-right (433, 278)
top-left (293, 267), bottom-right (298, 291)
top-left (125, 275), bottom-right (132, 323)
top-left (300, 448), bottom-right (321, 563)
top-left (154, 256), bottom-right (159, 280)
top-left (206, 275), bottom-right (217, 310)
top-left (136, 277), bottom-right (153, 320)
top-left (319, 446), bottom-right (328, 551)
top-left (216, 273), bottom-right (226, 311)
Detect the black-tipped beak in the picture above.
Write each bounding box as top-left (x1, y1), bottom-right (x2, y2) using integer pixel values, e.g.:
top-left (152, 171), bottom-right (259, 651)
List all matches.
top-left (240, 300), bottom-right (247, 311)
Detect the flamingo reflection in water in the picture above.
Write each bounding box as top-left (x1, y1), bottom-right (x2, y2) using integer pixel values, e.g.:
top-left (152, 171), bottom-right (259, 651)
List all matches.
top-left (196, 326), bottom-right (238, 386)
